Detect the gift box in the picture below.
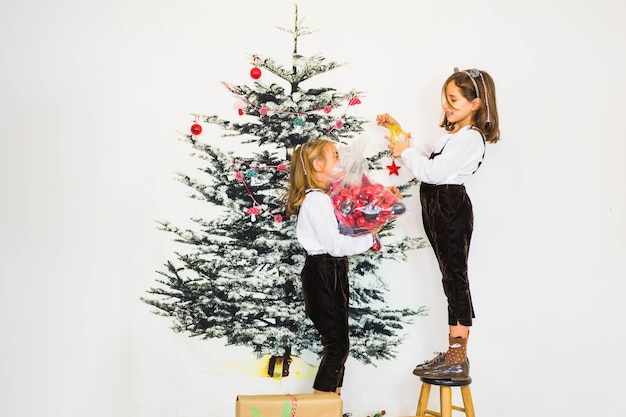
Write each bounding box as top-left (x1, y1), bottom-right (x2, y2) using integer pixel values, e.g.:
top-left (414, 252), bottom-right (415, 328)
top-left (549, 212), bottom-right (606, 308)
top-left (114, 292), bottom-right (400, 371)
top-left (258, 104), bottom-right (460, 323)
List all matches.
top-left (235, 393), bottom-right (342, 417)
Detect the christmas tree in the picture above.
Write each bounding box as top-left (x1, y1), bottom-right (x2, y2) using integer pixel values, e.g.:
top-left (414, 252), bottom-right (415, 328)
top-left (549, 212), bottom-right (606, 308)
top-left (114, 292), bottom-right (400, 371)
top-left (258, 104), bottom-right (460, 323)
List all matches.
top-left (143, 5), bottom-right (428, 376)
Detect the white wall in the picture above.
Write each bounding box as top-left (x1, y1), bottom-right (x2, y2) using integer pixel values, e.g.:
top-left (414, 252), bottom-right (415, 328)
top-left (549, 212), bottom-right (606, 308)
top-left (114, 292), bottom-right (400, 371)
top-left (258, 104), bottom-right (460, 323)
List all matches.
top-left (1, 0), bottom-right (625, 416)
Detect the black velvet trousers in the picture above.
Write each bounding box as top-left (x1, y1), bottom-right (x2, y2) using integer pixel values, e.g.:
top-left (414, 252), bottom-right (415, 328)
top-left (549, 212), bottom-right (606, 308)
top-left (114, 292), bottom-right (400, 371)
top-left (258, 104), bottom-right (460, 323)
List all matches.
top-left (301, 254), bottom-right (350, 392)
top-left (420, 183), bottom-right (476, 326)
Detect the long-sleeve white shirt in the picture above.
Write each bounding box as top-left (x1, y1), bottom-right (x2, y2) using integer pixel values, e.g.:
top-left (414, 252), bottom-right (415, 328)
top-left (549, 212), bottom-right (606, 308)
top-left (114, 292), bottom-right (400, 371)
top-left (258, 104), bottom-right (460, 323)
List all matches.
top-left (296, 189), bottom-right (374, 257)
top-left (400, 126), bottom-right (485, 185)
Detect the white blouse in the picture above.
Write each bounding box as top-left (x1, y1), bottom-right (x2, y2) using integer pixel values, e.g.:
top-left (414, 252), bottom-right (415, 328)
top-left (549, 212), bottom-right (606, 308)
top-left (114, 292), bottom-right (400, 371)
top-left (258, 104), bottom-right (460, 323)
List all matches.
top-left (400, 126), bottom-right (485, 185)
top-left (296, 190), bottom-right (374, 257)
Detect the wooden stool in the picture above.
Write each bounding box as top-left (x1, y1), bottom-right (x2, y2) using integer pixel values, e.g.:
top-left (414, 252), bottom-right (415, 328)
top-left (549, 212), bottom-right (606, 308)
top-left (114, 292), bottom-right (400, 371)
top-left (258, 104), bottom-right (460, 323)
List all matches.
top-left (415, 377), bottom-right (475, 417)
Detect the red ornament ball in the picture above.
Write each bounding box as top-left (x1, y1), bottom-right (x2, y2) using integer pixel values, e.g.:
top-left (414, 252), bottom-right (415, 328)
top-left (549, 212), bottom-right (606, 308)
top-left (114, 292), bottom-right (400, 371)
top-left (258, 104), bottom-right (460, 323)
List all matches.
top-left (371, 236), bottom-right (382, 252)
top-left (250, 67), bottom-right (262, 79)
top-left (190, 123), bottom-right (202, 135)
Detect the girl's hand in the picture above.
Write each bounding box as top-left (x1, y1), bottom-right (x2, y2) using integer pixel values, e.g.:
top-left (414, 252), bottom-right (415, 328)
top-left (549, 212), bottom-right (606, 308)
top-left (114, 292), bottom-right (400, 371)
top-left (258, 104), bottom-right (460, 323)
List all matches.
top-left (370, 225), bottom-right (383, 237)
top-left (376, 113), bottom-right (400, 129)
top-left (387, 186), bottom-right (403, 199)
top-left (387, 132), bottom-right (412, 158)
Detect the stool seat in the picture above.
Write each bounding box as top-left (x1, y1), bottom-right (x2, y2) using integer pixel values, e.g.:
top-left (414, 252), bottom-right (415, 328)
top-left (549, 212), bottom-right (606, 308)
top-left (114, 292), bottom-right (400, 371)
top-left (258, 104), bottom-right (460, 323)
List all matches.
top-left (416, 376), bottom-right (475, 417)
top-left (420, 377), bottom-right (472, 387)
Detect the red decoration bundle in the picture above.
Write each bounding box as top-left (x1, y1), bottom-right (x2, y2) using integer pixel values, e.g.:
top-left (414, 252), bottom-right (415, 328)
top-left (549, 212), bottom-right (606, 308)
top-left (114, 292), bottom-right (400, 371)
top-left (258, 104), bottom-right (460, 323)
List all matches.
top-left (330, 173), bottom-right (405, 237)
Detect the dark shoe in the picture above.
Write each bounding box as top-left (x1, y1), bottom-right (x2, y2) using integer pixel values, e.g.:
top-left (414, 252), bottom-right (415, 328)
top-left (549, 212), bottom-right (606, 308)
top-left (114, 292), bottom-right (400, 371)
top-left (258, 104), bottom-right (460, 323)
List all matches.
top-left (267, 355), bottom-right (277, 377)
top-left (418, 360), bottom-right (470, 381)
top-left (412, 352), bottom-right (446, 375)
top-left (281, 346), bottom-right (292, 377)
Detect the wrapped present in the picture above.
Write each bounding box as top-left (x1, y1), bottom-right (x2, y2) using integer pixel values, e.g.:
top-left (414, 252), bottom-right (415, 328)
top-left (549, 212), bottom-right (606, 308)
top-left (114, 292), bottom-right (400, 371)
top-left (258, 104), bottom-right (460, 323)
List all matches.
top-left (235, 393), bottom-right (342, 417)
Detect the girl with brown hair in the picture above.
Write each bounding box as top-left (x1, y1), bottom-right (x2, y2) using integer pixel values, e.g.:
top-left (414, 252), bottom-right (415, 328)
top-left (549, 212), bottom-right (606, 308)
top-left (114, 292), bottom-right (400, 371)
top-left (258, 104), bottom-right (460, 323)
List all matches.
top-left (377, 68), bottom-right (500, 380)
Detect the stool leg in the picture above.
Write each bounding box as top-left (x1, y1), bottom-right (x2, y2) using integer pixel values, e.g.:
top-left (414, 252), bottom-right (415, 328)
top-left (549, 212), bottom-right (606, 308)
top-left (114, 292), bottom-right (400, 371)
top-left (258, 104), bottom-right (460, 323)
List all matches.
top-left (440, 386), bottom-right (452, 417)
top-left (460, 385), bottom-right (475, 417)
top-left (415, 382), bottom-right (431, 417)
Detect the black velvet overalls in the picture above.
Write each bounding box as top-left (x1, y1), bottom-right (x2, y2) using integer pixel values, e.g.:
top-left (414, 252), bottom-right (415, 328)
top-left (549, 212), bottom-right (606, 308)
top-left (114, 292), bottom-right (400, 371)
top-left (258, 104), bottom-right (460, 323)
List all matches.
top-left (419, 127), bottom-right (485, 326)
top-left (301, 253), bottom-right (350, 392)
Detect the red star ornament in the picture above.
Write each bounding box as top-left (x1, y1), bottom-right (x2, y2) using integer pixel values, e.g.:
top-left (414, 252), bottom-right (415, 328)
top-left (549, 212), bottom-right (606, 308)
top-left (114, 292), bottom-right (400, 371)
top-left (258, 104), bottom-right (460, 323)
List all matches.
top-left (386, 160), bottom-right (401, 176)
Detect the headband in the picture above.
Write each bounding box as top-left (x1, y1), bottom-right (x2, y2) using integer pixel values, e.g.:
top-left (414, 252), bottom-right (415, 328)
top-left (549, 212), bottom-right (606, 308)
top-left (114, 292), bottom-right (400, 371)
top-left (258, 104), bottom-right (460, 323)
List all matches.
top-left (453, 67), bottom-right (491, 123)
top-left (298, 144), bottom-right (307, 176)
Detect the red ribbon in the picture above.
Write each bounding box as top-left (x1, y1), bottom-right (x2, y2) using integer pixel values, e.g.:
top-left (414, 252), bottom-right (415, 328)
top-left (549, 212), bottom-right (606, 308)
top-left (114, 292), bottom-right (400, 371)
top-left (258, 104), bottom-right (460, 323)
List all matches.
top-left (286, 393), bottom-right (297, 417)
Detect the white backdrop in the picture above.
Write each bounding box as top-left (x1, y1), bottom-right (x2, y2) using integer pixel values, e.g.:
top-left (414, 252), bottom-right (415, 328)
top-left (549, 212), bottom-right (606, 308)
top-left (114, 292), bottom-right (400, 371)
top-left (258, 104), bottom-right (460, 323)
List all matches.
top-left (1, 1), bottom-right (625, 416)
